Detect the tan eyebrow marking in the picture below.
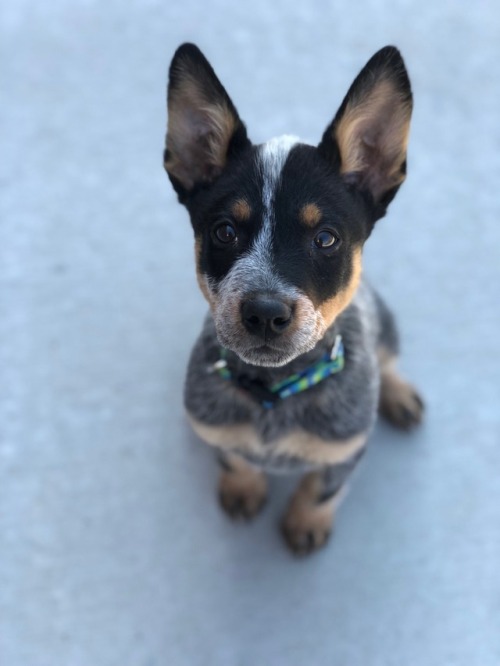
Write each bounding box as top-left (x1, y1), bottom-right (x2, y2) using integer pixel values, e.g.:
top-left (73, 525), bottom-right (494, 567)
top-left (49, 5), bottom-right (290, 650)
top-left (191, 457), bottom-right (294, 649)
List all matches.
top-left (299, 203), bottom-right (322, 227)
top-left (231, 199), bottom-right (252, 222)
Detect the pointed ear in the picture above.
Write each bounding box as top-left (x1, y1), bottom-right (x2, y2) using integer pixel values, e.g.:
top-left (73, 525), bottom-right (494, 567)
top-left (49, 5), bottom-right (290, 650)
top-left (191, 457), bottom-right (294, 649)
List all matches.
top-left (318, 47), bottom-right (412, 213)
top-left (164, 43), bottom-right (250, 197)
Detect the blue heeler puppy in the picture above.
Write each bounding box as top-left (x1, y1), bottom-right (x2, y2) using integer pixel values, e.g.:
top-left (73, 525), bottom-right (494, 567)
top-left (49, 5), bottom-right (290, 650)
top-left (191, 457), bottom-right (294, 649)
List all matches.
top-left (164, 44), bottom-right (424, 555)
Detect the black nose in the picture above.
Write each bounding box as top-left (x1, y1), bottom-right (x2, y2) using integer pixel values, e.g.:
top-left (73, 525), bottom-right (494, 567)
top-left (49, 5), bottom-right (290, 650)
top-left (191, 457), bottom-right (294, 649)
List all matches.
top-left (241, 296), bottom-right (293, 339)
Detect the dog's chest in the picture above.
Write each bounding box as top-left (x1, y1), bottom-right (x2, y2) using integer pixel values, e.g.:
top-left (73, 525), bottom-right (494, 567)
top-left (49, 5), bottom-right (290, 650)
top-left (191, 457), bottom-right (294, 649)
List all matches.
top-left (187, 411), bottom-right (368, 471)
top-left (184, 317), bottom-right (379, 469)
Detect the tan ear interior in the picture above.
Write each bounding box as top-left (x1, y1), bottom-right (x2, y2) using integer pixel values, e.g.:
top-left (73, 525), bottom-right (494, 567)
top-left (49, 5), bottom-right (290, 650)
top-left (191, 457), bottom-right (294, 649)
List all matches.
top-left (334, 79), bottom-right (411, 200)
top-left (165, 72), bottom-right (237, 190)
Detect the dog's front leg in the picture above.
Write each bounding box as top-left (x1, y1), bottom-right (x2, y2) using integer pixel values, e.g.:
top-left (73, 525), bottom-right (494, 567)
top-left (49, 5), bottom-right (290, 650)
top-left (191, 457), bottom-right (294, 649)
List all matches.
top-left (282, 453), bottom-right (364, 555)
top-left (217, 452), bottom-right (268, 521)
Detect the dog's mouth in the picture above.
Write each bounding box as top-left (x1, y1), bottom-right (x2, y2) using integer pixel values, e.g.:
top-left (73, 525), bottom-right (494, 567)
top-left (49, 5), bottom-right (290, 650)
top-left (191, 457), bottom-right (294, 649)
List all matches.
top-left (218, 337), bottom-right (319, 368)
top-left (242, 343), bottom-right (291, 366)
top-left (211, 288), bottom-right (324, 368)
top-left (233, 345), bottom-right (299, 368)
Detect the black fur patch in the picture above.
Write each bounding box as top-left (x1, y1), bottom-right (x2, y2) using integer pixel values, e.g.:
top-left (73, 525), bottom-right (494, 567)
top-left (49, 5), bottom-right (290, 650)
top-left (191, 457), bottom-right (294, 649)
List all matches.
top-left (185, 141), bottom-right (371, 308)
top-left (270, 144), bottom-right (369, 305)
top-left (186, 146), bottom-right (264, 284)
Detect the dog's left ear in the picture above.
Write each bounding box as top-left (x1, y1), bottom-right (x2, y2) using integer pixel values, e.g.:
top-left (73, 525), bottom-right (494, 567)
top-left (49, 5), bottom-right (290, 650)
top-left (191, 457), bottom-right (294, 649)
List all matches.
top-left (164, 43), bottom-right (250, 200)
top-left (318, 47), bottom-right (412, 216)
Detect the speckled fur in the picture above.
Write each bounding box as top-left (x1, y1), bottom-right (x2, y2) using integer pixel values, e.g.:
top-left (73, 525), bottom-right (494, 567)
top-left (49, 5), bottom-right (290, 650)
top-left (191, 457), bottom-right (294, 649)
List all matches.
top-left (185, 278), bottom-right (394, 473)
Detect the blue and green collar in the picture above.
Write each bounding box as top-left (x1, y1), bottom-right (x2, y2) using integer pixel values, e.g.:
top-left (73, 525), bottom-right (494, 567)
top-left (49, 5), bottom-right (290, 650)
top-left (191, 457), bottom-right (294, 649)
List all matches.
top-left (210, 335), bottom-right (345, 409)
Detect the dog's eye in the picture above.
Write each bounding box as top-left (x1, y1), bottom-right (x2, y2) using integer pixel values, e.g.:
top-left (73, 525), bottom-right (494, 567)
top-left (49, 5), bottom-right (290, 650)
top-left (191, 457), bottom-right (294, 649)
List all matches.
top-left (213, 222), bottom-right (237, 245)
top-left (314, 230), bottom-right (339, 249)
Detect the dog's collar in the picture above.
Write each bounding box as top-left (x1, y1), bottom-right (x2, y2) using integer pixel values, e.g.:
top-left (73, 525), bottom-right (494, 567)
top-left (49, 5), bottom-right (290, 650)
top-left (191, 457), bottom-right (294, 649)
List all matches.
top-left (210, 335), bottom-right (345, 409)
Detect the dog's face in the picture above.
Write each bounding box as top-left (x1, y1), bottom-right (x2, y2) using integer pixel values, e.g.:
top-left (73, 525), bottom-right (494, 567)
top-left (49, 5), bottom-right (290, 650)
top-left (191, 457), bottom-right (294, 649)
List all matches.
top-left (164, 45), bottom-right (412, 367)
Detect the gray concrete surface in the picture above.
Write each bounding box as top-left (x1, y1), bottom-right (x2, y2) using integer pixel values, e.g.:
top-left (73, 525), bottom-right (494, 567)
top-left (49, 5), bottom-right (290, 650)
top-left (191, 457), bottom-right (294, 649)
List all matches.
top-left (1, 1), bottom-right (500, 665)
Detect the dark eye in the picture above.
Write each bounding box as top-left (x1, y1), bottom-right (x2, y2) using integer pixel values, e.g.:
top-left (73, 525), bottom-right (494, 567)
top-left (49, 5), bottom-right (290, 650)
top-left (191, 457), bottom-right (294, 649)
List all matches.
top-left (213, 222), bottom-right (237, 245)
top-left (314, 229), bottom-right (339, 249)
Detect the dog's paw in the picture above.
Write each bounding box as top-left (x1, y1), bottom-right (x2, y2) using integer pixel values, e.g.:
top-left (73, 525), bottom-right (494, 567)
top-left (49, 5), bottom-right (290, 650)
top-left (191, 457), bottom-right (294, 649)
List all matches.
top-left (218, 469), bottom-right (267, 521)
top-left (282, 522), bottom-right (332, 556)
top-left (281, 502), bottom-right (334, 556)
top-left (380, 372), bottom-right (424, 431)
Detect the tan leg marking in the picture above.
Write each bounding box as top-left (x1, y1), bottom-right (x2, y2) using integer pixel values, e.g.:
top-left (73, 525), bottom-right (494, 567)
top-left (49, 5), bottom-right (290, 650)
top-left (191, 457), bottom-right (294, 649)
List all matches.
top-left (282, 473), bottom-right (345, 555)
top-left (378, 348), bottom-right (424, 430)
top-left (218, 453), bottom-right (268, 520)
top-left (188, 415), bottom-right (367, 466)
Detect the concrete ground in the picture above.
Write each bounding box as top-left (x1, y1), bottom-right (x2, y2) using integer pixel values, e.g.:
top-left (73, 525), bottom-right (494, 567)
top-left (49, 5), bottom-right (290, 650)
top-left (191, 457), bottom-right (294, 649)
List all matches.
top-left (1, 1), bottom-right (500, 665)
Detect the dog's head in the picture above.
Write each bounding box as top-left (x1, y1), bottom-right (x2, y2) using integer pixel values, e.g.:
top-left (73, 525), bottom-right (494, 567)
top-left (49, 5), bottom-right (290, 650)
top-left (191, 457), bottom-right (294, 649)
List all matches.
top-left (164, 44), bottom-right (412, 367)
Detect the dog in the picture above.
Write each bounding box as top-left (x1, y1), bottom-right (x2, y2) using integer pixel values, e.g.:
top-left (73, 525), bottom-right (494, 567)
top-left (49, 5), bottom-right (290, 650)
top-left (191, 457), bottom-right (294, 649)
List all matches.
top-left (163, 43), bottom-right (424, 555)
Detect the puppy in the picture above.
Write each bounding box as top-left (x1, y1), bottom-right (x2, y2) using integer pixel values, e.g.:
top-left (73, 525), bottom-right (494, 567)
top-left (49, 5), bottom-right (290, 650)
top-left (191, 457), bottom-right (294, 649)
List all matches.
top-left (164, 44), bottom-right (424, 555)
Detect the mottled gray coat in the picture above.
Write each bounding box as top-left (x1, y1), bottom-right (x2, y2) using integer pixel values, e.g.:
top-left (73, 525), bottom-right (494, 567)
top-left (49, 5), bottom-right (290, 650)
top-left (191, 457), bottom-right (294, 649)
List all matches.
top-left (185, 278), bottom-right (398, 475)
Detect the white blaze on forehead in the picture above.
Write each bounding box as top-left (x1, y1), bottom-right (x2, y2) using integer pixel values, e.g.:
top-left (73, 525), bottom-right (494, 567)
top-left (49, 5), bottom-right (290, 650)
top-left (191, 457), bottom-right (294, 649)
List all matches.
top-left (260, 135), bottom-right (300, 212)
top-left (212, 137), bottom-right (328, 365)
top-left (243, 135), bottom-right (300, 283)
top-left (217, 136), bottom-right (300, 299)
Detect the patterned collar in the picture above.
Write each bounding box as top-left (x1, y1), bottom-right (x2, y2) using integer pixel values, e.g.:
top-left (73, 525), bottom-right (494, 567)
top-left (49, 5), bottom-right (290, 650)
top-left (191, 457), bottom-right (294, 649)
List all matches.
top-left (211, 335), bottom-right (345, 409)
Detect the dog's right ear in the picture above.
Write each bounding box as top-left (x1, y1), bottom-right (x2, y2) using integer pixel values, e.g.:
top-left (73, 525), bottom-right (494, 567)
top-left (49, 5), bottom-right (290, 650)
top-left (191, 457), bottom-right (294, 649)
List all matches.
top-left (164, 44), bottom-right (250, 200)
